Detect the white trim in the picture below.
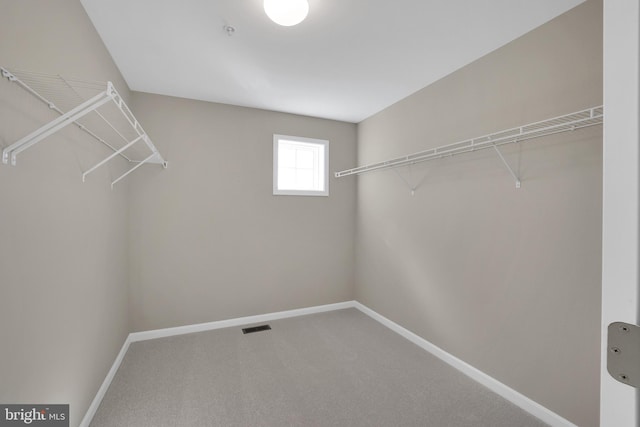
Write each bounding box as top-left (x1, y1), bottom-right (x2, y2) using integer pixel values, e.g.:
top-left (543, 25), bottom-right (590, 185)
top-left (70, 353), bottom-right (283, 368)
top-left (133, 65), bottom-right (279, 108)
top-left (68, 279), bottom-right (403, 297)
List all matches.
top-left (353, 302), bottom-right (578, 427)
top-left (82, 300), bottom-right (574, 427)
top-left (601, 1), bottom-right (640, 425)
top-left (129, 301), bottom-right (354, 342)
top-left (79, 335), bottom-right (132, 427)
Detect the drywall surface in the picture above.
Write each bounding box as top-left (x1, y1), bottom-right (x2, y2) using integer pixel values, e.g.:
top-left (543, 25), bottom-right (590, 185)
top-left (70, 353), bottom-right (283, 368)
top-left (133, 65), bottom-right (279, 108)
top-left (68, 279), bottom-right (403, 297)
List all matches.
top-left (0, 1), bottom-right (131, 425)
top-left (127, 93), bottom-right (357, 331)
top-left (355, 1), bottom-right (602, 426)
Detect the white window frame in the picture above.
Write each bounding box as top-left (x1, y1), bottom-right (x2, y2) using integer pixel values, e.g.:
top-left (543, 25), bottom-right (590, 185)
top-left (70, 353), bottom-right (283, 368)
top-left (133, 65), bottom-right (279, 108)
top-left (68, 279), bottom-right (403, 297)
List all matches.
top-left (273, 134), bottom-right (329, 197)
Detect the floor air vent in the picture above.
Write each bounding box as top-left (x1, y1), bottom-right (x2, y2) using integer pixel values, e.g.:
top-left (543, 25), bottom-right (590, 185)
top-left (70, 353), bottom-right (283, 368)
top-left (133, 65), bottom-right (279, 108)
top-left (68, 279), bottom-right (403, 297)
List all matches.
top-left (242, 324), bottom-right (272, 334)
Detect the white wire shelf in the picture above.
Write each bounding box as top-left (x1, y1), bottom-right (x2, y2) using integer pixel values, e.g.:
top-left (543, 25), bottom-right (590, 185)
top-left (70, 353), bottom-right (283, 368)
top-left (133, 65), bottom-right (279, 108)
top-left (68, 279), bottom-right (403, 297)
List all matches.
top-left (335, 105), bottom-right (604, 187)
top-left (1, 66), bottom-right (167, 188)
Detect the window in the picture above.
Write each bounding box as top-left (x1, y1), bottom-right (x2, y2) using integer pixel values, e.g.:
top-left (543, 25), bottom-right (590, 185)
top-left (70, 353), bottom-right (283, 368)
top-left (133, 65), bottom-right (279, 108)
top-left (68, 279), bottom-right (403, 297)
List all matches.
top-left (273, 134), bottom-right (329, 196)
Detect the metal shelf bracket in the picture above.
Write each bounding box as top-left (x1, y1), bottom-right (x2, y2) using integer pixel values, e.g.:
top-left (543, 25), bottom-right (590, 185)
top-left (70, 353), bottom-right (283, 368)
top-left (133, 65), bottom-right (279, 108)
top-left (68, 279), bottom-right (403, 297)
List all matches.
top-left (492, 145), bottom-right (521, 188)
top-left (393, 165), bottom-right (419, 196)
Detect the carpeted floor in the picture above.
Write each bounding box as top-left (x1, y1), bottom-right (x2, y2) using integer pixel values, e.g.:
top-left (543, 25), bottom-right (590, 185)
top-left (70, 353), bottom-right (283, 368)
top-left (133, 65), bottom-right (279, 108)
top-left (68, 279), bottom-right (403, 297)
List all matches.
top-left (90, 308), bottom-right (547, 427)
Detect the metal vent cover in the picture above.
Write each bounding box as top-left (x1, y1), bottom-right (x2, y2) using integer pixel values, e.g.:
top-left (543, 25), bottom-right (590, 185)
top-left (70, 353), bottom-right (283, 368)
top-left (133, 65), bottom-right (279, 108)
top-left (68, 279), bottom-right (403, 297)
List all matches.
top-left (242, 324), bottom-right (272, 334)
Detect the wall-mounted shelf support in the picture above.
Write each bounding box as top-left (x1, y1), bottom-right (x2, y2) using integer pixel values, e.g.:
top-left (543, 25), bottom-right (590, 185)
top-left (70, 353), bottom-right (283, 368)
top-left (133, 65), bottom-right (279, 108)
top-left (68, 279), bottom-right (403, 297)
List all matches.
top-left (1, 66), bottom-right (167, 188)
top-left (335, 106), bottom-right (603, 188)
top-left (110, 152), bottom-right (160, 189)
top-left (492, 145), bottom-right (521, 188)
top-left (393, 166), bottom-right (418, 196)
top-left (82, 134), bottom-right (144, 182)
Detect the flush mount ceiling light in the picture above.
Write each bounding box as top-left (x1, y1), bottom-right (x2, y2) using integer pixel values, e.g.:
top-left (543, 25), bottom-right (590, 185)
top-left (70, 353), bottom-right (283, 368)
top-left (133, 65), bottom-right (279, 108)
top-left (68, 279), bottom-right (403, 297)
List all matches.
top-left (264, 0), bottom-right (309, 26)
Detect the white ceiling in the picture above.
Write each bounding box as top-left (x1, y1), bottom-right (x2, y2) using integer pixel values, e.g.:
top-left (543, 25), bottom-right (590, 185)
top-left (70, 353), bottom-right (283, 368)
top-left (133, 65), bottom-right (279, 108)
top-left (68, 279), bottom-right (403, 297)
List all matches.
top-left (81, 0), bottom-right (584, 123)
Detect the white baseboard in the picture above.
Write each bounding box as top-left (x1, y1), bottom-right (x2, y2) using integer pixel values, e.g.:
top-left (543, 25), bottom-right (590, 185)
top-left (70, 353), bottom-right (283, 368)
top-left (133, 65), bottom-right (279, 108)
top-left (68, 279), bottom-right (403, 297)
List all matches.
top-left (79, 336), bottom-right (132, 427)
top-left (129, 301), bottom-right (356, 342)
top-left (353, 302), bottom-right (577, 427)
top-left (82, 299), bottom-right (574, 427)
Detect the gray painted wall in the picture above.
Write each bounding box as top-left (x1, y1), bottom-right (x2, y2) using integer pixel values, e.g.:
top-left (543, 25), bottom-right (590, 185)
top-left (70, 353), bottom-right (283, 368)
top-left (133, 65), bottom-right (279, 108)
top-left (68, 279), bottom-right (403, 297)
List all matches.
top-left (355, 1), bottom-right (602, 426)
top-left (127, 93), bottom-right (357, 332)
top-left (0, 1), bottom-right (132, 425)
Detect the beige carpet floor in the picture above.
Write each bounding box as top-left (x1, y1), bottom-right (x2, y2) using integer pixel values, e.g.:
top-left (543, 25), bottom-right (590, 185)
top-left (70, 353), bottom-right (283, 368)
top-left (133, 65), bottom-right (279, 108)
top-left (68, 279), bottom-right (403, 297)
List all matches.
top-left (90, 308), bottom-right (547, 427)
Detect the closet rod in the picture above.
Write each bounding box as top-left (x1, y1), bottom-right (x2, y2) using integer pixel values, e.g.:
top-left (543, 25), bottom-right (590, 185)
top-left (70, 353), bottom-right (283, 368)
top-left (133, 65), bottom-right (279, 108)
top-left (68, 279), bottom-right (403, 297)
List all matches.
top-left (335, 106), bottom-right (603, 178)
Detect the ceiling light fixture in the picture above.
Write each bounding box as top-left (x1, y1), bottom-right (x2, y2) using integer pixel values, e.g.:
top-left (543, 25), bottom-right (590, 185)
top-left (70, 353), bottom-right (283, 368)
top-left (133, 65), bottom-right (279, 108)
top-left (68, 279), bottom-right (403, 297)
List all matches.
top-left (264, 0), bottom-right (309, 27)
